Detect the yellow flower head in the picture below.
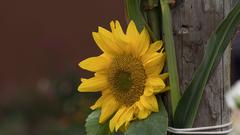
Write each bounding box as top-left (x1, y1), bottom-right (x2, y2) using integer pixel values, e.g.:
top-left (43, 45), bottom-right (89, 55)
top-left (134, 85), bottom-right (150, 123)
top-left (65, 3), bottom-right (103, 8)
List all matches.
top-left (78, 20), bottom-right (169, 132)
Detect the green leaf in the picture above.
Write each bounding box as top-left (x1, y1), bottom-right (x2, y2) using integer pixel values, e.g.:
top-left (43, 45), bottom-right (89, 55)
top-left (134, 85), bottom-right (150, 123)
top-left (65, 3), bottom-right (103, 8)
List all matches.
top-left (160, 0), bottom-right (181, 114)
top-left (124, 97), bottom-right (168, 135)
top-left (174, 2), bottom-right (240, 128)
top-left (125, 0), bottom-right (161, 41)
top-left (142, 0), bottom-right (162, 40)
top-left (125, 0), bottom-right (146, 31)
top-left (85, 109), bottom-right (112, 135)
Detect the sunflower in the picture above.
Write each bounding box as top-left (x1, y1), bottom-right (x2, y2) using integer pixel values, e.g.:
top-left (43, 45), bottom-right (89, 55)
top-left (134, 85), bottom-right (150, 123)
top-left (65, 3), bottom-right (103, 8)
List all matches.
top-left (78, 20), bottom-right (169, 132)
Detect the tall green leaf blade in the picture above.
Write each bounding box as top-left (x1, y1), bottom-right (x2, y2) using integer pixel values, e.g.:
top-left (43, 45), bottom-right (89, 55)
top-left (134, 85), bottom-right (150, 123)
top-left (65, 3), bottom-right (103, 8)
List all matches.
top-left (125, 0), bottom-right (146, 31)
top-left (125, 0), bottom-right (157, 41)
top-left (174, 2), bottom-right (240, 128)
top-left (124, 97), bottom-right (168, 135)
top-left (85, 109), bottom-right (112, 135)
top-left (160, 0), bottom-right (181, 114)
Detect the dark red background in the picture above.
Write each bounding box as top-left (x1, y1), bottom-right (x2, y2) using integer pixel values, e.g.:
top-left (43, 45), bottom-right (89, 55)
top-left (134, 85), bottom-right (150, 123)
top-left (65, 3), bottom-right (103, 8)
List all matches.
top-left (0, 0), bottom-right (125, 101)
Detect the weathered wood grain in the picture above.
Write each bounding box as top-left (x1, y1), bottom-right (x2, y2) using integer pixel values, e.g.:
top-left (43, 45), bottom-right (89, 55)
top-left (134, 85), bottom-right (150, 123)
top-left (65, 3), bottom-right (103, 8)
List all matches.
top-left (171, 0), bottom-right (233, 127)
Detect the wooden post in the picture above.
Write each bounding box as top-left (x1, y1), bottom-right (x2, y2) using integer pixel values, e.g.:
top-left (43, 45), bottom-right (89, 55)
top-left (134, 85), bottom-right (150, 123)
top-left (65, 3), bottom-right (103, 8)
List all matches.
top-left (171, 0), bottom-right (236, 126)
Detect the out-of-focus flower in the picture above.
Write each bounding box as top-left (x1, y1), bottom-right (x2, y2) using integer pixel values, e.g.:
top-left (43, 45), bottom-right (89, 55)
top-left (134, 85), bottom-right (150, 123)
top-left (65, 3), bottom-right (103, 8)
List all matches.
top-left (226, 81), bottom-right (240, 135)
top-left (226, 81), bottom-right (240, 109)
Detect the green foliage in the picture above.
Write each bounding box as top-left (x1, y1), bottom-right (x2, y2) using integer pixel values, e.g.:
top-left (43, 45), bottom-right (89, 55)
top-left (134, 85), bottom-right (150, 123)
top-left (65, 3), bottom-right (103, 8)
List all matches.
top-left (174, 2), bottom-right (240, 128)
top-left (124, 98), bottom-right (168, 135)
top-left (125, 0), bottom-right (158, 41)
top-left (160, 0), bottom-right (181, 115)
top-left (125, 0), bottom-right (146, 31)
top-left (85, 109), bottom-right (112, 135)
top-left (142, 0), bottom-right (162, 40)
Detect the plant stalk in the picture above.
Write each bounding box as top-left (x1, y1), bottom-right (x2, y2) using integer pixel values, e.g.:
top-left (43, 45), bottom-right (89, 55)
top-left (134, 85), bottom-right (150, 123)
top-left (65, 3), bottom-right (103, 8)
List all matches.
top-left (160, 0), bottom-right (181, 115)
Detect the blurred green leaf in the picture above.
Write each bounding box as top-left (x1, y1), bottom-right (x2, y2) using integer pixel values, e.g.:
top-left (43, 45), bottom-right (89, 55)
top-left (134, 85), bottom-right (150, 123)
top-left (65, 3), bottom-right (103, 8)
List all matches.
top-left (160, 0), bottom-right (181, 114)
top-left (124, 97), bottom-right (168, 135)
top-left (174, 2), bottom-right (240, 128)
top-left (85, 109), bottom-right (112, 135)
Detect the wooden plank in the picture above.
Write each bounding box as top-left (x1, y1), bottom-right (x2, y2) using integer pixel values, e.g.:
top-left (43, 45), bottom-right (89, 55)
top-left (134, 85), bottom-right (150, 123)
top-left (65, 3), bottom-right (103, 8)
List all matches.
top-left (171, 0), bottom-right (232, 126)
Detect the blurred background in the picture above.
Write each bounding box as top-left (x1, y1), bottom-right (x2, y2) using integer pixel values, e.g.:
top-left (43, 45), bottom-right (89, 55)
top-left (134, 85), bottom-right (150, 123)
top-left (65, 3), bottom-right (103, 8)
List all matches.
top-left (0, 0), bottom-right (125, 135)
top-left (0, 1), bottom-right (239, 135)
top-left (232, 28), bottom-right (240, 84)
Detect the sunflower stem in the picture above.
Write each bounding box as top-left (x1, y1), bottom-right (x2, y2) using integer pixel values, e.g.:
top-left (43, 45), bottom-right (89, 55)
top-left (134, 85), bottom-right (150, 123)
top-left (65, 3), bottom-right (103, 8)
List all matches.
top-left (143, 0), bottom-right (162, 41)
top-left (160, 0), bottom-right (181, 115)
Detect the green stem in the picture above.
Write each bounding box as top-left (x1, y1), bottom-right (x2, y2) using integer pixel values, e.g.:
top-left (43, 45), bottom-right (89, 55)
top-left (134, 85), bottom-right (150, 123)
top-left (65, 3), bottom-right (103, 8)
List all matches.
top-left (144, 0), bottom-right (162, 41)
top-left (160, 0), bottom-right (181, 115)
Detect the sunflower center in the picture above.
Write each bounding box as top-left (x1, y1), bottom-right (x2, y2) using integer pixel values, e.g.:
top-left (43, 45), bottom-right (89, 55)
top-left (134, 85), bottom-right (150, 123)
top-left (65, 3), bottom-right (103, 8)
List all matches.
top-left (108, 54), bottom-right (146, 106)
top-left (115, 71), bottom-right (132, 91)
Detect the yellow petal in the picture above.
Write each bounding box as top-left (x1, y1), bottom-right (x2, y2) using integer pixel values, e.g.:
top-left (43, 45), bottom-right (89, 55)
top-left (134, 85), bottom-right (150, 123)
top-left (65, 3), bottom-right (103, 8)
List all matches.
top-left (154, 86), bottom-right (170, 94)
top-left (146, 76), bottom-right (166, 90)
top-left (144, 86), bottom-right (154, 96)
top-left (136, 101), bottom-right (145, 111)
top-left (159, 73), bottom-right (169, 80)
top-left (145, 57), bottom-right (166, 77)
top-left (138, 27), bottom-right (150, 56)
top-left (110, 20), bottom-right (125, 39)
top-left (78, 75), bottom-right (108, 92)
top-left (143, 53), bottom-right (165, 69)
top-left (141, 40), bottom-right (163, 61)
top-left (110, 21), bottom-right (115, 31)
top-left (157, 53), bottom-right (166, 73)
top-left (137, 108), bottom-right (151, 119)
top-left (109, 106), bottom-right (127, 132)
top-left (146, 75), bottom-right (169, 94)
top-left (147, 41), bottom-right (163, 54)
top-left (90, 94), bottom-right (110, 110)
top-left (99, 95), bottom-right (120, 123)
top-left (102, 89), bottom-right (112, 96)
top-left (79, 55), bottom-right (110, 72)
top-left (140, 95), bottom-right (159, 112)
top-left (125, 21), bottom-right (141, 56)
top-left (110, 20), bottom-right (131, 54)
top-left (98, 26), bottom-right (113, 39)
top-left (126, 21), bottom-right (139, 41)
top-left (116, 21), bottom-right (125, 34)
top-left (115, 106), bottom-right (134, 131)
top-left (142, 52), bottom-right (159, 64)
top-left (80, 78), bottom-right (87, 82)
top-left (92, 32), bottom-right (119, 55)
top-left (145, 67), bottom-right (161, 77)
top-left (98, 27), bottom-right (123, 54)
